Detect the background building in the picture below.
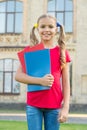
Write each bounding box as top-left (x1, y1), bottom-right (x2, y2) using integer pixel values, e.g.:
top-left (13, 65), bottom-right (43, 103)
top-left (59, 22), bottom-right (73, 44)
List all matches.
top-left (0, 0), bottom-right (87, 111)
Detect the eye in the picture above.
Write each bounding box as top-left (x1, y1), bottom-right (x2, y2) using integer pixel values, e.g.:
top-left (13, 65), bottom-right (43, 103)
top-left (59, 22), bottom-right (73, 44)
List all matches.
top-left (40, 25), bottom-right (46, 28)
top-left (49, 25), bottom-right (54, 28)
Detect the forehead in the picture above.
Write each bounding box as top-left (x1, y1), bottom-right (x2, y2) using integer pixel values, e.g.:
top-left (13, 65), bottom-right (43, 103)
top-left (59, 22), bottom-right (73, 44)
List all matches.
top-left (38, 17), bottom-right (56, 25)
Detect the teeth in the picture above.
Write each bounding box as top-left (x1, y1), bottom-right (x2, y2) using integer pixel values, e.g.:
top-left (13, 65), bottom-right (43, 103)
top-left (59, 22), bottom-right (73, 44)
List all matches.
top-left (43, 35), bottom-right (50, 36)
top-left (43, 33), bottom-right (50, 35)
top-left (43, 34), bottom-right (50, 35)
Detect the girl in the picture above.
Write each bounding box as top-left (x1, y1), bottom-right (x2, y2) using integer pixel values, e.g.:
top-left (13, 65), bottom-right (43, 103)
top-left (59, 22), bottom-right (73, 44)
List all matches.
top-left (15, 14), bottom-right (71, 130)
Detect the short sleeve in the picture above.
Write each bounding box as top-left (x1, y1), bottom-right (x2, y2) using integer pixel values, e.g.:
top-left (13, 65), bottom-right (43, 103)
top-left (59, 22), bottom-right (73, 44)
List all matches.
top-left (65, 50), bottom-right (71, 62)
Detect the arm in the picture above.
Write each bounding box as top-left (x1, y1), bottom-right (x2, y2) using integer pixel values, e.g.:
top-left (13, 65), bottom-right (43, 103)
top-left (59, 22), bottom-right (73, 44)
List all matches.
top-left (58, 63), bottom-right (70, 123)
top-left (15, 65), bottom-right (54, 87)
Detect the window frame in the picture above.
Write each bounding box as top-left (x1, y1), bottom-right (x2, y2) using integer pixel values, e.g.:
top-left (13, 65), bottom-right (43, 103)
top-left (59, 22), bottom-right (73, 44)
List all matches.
top-left (0, 58), bottom-right (20, 95)
top-left (47, 0), bottom-right (73, 33)
top-left (0, 0), bottom-right (23, 34)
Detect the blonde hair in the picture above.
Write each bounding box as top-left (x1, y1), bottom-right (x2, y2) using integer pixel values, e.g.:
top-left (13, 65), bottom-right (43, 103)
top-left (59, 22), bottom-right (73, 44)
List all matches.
top-left (30, 14), bottom-right (66, 69)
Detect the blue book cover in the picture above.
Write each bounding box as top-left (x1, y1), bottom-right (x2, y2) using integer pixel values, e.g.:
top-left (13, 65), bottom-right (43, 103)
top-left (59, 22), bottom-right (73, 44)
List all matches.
top-left (24, 49), bottom-right (51, 92)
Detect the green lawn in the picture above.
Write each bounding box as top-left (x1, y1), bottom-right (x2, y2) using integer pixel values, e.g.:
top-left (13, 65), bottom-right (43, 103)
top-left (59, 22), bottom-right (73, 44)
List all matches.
top-left (0, 121), bottom-right (27, 130)
top-left (0, 121), bottom-right (87, 130)
top-left (60, 124), bottom-right (87, 130)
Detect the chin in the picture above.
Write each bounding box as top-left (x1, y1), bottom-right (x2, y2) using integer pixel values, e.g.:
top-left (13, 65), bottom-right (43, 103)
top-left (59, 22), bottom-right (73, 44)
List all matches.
top-left (43, 38), bottom-right (51, 41)
top-left (43, 39), bottom-right (50, 42)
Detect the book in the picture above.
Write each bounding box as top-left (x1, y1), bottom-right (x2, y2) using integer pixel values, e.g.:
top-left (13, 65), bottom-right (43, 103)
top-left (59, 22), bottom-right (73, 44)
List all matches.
top-left (24, 49), bottom-right (51, 92)
top-left (17, 43), bottom-right (44, 72)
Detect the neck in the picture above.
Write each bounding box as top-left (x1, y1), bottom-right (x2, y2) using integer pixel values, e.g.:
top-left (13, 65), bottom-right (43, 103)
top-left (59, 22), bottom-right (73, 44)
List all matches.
top-left (41, 40), bottom-right (55, 49)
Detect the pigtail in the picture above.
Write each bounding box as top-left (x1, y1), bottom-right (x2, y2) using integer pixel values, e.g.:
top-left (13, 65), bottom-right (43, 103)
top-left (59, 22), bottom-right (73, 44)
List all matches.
top-left (58, 25), bottom-right (66, 69)
top-left (30, 26), bottom-right (39, 46)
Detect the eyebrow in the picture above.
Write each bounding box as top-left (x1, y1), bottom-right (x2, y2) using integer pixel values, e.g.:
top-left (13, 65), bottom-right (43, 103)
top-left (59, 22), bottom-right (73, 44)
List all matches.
top-left (40, 24), bottom-right (55, 26)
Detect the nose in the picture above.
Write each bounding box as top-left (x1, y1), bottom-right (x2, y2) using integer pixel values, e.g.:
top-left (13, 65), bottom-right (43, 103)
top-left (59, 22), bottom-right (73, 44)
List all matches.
top-left (44, 26), bottom-right (49, 31)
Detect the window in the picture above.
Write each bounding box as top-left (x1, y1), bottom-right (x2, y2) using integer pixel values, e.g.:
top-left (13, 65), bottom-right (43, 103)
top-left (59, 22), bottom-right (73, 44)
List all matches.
top-left (47, 0), bottom-right (73, 33)
top-left (0, 0), bottom-right (23, 34)
top-left (0, 59), bottom-right (20, 94)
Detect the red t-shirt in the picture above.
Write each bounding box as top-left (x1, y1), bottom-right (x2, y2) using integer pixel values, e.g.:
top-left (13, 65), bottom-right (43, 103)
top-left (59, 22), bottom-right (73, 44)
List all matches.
top-left (27, 46), bottom-right (71, 108)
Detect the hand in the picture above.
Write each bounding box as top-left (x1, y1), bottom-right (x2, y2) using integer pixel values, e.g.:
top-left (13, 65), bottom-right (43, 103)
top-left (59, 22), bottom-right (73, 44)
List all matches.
top-left (41, 74), bottom-right (54, 87)
top-left (58, 107), bottom-right (69, 123)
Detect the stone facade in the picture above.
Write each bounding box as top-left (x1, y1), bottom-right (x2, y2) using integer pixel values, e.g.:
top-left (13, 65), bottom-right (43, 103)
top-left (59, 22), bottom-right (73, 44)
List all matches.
top-left (0, 0), bottom-right (87, 106)
top-left (74, 0), bottom-right (87, 103)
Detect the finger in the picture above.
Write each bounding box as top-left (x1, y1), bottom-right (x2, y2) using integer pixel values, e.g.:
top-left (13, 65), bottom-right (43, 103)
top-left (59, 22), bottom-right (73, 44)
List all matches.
top-left (48, 78), bottom-right (54, 83)
top-left (49, 80), bottom-right (54, 85)
top-left (48, 74), bottom-right (54, 79)
top-left (49, 78), bottom-right (54, 81)
top-left (48, 83), bottom-right (53, 87)
top-left (48, 82), bottom-right (53, 87)
top-left (48, 77), bottom-right (54, 82)
top-left (58, 116), bottom-right (67, 123)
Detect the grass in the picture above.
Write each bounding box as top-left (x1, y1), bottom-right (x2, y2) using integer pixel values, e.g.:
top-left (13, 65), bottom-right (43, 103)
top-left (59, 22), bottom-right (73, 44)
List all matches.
top-left (0, 121), bottom-right (87, 130)
top-left (60, 124), bottom-right (87, 130)
top-left (0, 121), bottom-right (27, 130)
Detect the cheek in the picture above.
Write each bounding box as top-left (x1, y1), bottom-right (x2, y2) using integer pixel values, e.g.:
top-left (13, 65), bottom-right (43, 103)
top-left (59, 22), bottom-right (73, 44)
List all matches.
top-left (38, 29), bottom-right (43, 34)
top-left (53, 28), bottom-right (57, 33)
top-left (52, 29), bottom-right (57, 35)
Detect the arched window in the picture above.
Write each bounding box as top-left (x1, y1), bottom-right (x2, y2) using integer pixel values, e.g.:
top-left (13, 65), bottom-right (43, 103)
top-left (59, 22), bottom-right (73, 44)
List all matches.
top-left (47, 0), bottom-right (73, 33)
top-left (0, 0), bottom-right (23, 34)
top-left (0, 59), bottom-right (20, 94)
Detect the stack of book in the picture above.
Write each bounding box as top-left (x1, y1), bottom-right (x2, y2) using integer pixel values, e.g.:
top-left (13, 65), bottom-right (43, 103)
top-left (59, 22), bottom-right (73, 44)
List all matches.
top-left (17, 43), bottom-right (51, 92)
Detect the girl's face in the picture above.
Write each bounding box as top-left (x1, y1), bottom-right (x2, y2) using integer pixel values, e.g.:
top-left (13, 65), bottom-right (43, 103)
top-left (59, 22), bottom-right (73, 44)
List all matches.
top-left (37, 17), bottom-right (57, 42)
